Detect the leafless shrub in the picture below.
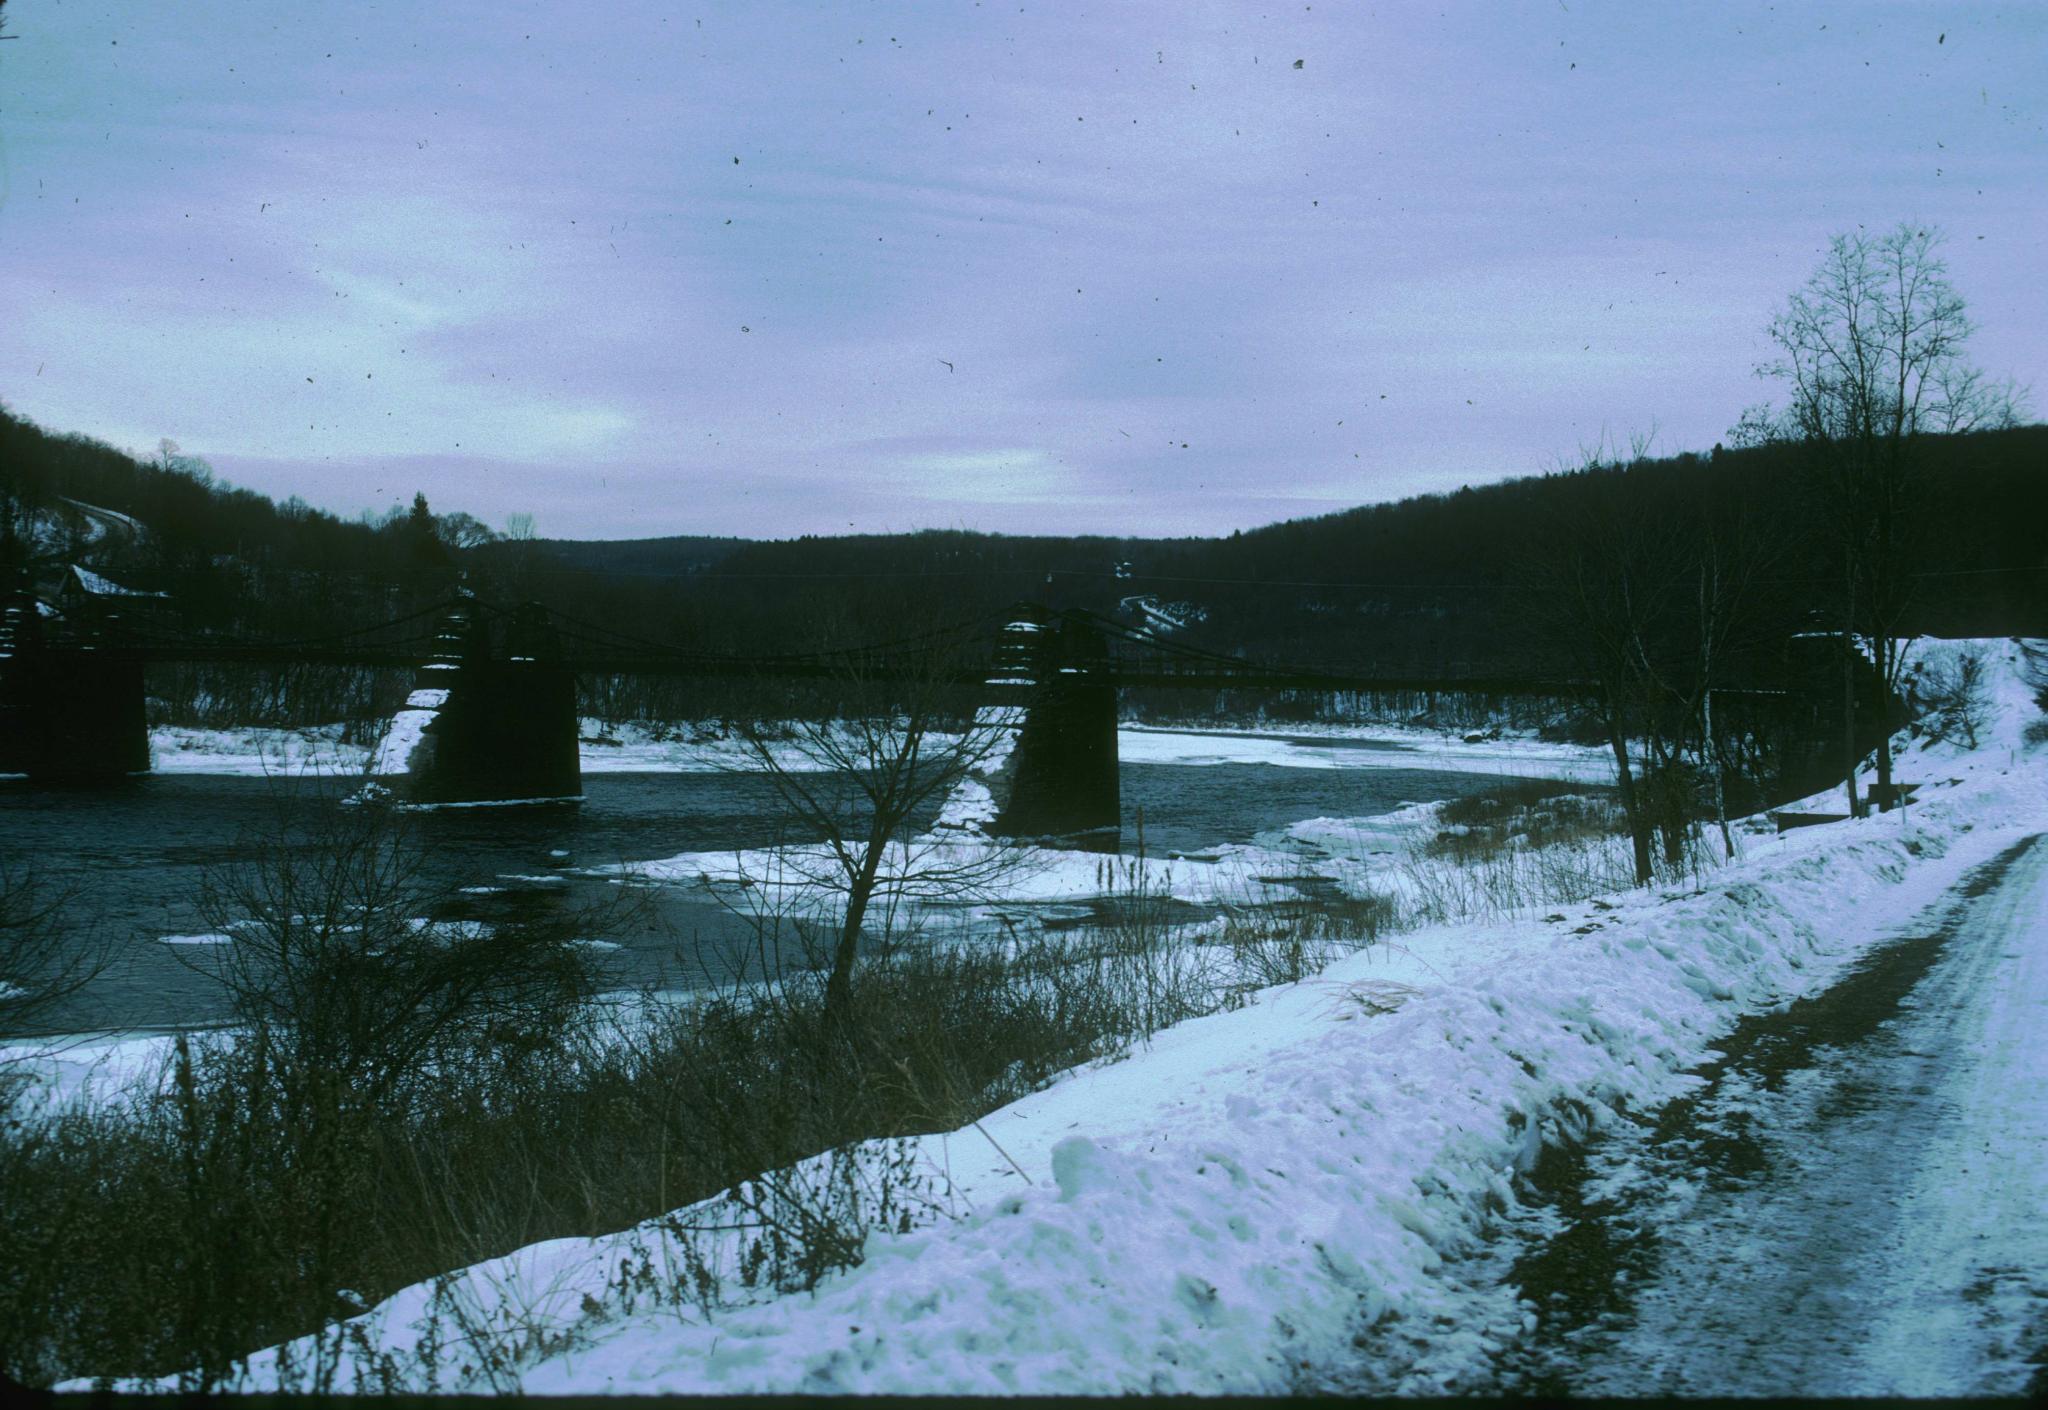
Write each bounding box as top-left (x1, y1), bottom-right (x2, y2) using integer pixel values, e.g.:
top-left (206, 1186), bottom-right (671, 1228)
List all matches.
top-left (1425, 783), bottom-right (1621, 863)
top-left (5, 782), bottom-right (1400, 1390)
top-left (188, 799), bottom-right (614, 1118)
top-left (1398, 788), bottom-right (1685, 926)
top-left (1216, 881), bottom-right (1393, 990)
top-left (728, 631), bottom-right (1029, 1031)
top-left (1908, 645), bottom-right (1993, 750)
top-left (2020, 639), bottom-right (2048, 692)
top-left (0, 863), bottom-right (109, 1057)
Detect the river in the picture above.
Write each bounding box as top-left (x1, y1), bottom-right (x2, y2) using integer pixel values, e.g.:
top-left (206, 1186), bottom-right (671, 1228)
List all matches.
top-left (2, 728), bottom-right (1601, 1031)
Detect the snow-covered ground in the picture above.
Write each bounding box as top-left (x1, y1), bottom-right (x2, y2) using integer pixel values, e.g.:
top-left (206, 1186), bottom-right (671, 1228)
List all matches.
top-left (1, 1029), bottom-right (184, 1118)
top-left (1119, 722), bottom-right (1613, 783)
top-left (1483, 833), bottom-right (2048, 1397)
top-left (601, 832), bottom-right (1347, 913)
top-left (601, 782), bottom-right (1617, 936)
top-left (367, 684), bottom-right (451, 777)
top-left (590, 718), bottom-right (1614, 780)
top-left (143, 717), bottom-right (1612, 782)
top-left (150, 723), bottom-right (371, 776)
top-left (72, 638), bottom-right (2039, 1396)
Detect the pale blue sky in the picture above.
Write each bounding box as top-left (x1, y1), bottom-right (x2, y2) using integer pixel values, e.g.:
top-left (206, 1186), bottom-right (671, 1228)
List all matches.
top-left (1, 1), bottom-right (2041, 539)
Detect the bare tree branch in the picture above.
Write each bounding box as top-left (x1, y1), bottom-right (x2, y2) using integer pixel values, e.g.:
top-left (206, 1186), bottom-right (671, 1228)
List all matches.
top-left (1756, 225), bottom-right (2024, 813)
top-left (723, 617), bottom-right (1037, 1032)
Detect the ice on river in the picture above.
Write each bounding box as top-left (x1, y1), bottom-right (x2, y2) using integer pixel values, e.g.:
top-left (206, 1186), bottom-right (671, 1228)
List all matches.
top-left (144, 718), bottom-right (1612, 782)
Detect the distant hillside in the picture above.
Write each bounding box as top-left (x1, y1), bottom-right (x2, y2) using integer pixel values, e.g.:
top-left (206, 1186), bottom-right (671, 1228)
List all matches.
top-left (527, 534), bottom-right (748, 580)
top-left (5, 400), bottom-right (2043, 676)
top-left (0, 407), bottom-right (456, 636)
top-left (511, 426), bottom-right (2048, 669)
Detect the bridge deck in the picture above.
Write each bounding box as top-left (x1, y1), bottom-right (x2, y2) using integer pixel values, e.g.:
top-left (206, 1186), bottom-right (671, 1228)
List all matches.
top-left (15, 643), bottom-right (1802, 698)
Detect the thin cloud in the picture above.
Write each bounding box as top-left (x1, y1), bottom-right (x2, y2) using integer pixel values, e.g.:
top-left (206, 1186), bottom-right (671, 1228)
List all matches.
top-left (0, 0), bottom-right (2038, 538)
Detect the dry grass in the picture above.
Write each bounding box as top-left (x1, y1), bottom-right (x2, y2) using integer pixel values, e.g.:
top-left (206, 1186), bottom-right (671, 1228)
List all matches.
top-left (1, 818), bottom-right (1395, 1390)
top-left (1397, 782), bottom-right (1707, 925)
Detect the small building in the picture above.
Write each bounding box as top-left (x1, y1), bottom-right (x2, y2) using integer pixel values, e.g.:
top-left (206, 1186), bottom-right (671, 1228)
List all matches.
top-left (47, 564), bottom-right (172, 628)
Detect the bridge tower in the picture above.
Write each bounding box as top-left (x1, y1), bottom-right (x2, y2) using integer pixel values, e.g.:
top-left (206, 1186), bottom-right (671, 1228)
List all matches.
top-left (946, 605), bottom-right (1120, 842)
top-left (0, 577), bottom-right (150, 780)
top-left (365, 598), bottom-right (581, 804)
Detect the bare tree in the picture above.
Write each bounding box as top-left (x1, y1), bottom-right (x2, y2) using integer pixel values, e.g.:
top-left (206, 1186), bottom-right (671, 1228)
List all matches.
top-left (1521, 450), bottom-right (1677, 886)
top-left (1522, 434), bottom-right (1780, 881)
top-left (729, 624), bottom-right (1030, 1033)
top-left (434, 511), bottom-right (498, 552)
top-left (496, 512), bottom-right (545, 599)
top-left (1761, 223), bottom-right (2026, 812)
top-left (191, 799), bottom-right (613, 1115)
top-left (1907, 645), bottom-right (1993, 751)
top-left (1724, 402), bottom-right (1790, 451)
top-left (1687, 521), bottom-right (1779, 857)
top-left (0, 864), bottom-right (109, 1056)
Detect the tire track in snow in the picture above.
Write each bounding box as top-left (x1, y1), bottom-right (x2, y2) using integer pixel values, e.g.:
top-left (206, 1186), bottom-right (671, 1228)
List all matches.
top-left (1474, 833), bottom-right (2048, 1398)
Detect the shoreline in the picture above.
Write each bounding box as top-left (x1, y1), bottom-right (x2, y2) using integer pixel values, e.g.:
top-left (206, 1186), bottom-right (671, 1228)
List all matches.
top-left (135, 718), bottom-right (1614, 783)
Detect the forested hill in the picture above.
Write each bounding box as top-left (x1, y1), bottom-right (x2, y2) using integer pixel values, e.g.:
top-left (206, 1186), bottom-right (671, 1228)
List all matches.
top-left (3, 401), bottom-right (2042, 668)
top-left (531, 426), bottom-right (2047, 667)
top-left (0, 408), bottom-right (465, 635)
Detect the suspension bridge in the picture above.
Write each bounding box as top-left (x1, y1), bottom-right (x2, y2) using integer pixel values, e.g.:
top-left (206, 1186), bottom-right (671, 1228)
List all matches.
top-left (0, 588), bottom-right (1836, 838)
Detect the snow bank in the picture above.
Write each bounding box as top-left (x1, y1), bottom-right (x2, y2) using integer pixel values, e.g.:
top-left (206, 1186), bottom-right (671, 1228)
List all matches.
top-left (575, 720), bottom-right (832, 774)
top-left (367, 688), bottom-right (448, 777)
top-left (145, 718), bottom-right (1611, 783)
top-left (929, 705), bottom-right (1026, 836)
top-left (1279, 801), bottom-right (1443, 859)
top-left (1, 1030), bottom-right (181, 1116)
top-left (598, 833), bottom-right (1328, 910)
top-left (88, 640), bottom-right (2048, 1396)
top-left (150, 725), bottom-right (369, 777)
top-left (1120, 724), bottom-right (1613, 783)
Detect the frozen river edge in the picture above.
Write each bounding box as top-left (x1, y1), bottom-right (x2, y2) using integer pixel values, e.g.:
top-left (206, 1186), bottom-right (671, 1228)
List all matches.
top-left (143, 718), bottom-right (1617, 784)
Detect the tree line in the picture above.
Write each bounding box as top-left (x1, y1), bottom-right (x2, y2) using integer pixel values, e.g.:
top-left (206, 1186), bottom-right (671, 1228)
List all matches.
top-left (11, 415), bottom-right (2031, 666)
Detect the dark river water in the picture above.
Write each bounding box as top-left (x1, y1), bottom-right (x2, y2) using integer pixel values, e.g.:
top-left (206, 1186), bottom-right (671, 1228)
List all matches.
top-left (2, 744), bottom-right (1553, 1031)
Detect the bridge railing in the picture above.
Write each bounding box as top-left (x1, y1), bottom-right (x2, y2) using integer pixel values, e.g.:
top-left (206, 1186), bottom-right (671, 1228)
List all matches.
top-left (10, 594), bottom-right (1816, 701)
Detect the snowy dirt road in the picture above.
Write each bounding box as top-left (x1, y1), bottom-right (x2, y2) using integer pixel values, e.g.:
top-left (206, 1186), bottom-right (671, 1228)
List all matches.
top-left (1433, 834), bottom-right (2048, 1398)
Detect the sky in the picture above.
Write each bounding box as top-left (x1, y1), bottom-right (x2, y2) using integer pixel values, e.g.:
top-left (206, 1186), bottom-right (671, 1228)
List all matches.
top-left (0, 2), bottom-right (2041, 542)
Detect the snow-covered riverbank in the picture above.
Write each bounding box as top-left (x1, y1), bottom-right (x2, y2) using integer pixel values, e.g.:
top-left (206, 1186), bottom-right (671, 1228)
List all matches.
top-left (84, 639), bottom-right (2040, 1395)
top-left (1119, 722), bottom-right (1613, 783)
top-left (149, 724), bottom-right (369, 776)
top-left (143, 718), bottom-right (1614, 782)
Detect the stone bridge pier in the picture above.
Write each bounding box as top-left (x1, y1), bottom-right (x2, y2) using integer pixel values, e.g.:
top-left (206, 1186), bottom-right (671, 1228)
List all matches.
top-left (366, 599), bottom-right (581, 804)
top-left (0, 581), bottom-right (149, 781)
top-left (938, 604), bottom-right (1120, 844)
